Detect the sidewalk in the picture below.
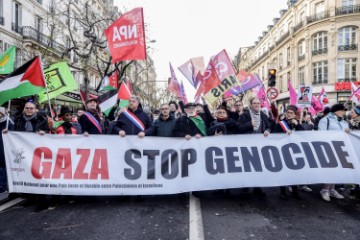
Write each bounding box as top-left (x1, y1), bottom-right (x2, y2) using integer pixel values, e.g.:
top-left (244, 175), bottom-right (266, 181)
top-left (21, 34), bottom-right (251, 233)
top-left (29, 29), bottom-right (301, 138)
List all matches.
top-left (0, 191), bottom-right (9, 204)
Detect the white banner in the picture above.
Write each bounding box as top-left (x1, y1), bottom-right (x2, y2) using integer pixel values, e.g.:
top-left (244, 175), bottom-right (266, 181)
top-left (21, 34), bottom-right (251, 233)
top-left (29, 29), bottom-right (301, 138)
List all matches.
top-left (3, 131), bottom-right (360, 195)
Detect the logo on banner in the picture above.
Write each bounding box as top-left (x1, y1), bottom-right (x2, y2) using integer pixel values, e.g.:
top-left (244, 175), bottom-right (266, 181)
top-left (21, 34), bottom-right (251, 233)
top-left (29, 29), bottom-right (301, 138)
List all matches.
top-left (11, 148), bottom-right (26, 174)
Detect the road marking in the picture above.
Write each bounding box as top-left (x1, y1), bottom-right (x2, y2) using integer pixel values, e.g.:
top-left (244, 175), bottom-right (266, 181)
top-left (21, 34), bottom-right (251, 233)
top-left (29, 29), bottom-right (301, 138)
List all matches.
top-left (0, 198), bottom-right (25, 212)
top-left (189, 194), bottom-right (204, 240)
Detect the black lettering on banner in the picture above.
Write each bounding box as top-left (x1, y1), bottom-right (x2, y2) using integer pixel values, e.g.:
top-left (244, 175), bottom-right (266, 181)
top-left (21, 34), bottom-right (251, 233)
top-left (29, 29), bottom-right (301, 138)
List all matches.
top-left (218, 84), bottom-right (224, 93)
top-left (281, 143), bottom-right (305, 170)
top-left (261, 146), bottom-right (283, 172)
top-left (241, 147), bottom-right (262, 172)
top-left (161, 149), bottom-right (179, 179)
top-left (181, 149), bottom-right (196, 177)
top-left (211, 88), bottom-right (221, 98)
top-left (311, 142), bottom-right (338, 168)
top-left (222, 78), bottom-right (232, 90)
top-left (332, 141), bottom-right (354, 169)
top-left (229, 75), bottom-right (238, 85)
top-left (225, 147), bottom-right (242, 173)
top-left (205, 147), bottom-right (225, 175)
top-left (300, 142), bottom-right (319, 168)
top-left (124, 149), bottom-right (142, 180)
top-left (143, 150), bottom-right (160, 179)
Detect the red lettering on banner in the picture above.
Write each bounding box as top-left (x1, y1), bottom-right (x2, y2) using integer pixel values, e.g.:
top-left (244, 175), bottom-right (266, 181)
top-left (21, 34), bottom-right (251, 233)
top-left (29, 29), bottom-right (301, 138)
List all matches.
top-left (335, 81), bottom-right (359, 90)
top-left (31, 148), bottom-right (109, 180)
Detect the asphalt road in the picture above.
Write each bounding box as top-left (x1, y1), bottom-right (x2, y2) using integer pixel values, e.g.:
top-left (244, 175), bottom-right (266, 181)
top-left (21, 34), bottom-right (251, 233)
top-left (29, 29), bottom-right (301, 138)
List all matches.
top-left (0, 186), bottom-right (359, 240)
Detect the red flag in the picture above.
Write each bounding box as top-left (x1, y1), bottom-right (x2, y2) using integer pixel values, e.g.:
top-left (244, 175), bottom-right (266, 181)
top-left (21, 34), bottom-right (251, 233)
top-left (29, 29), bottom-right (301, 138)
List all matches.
top-left (118, 82), bottom-right (131, 100)
top-left (21, 56), bottom-right (46, 87)
top-left (180, 81), bottom-right (188, 104)
top-left (195, 59), bottom-right (221, 97)
top-left (126, 79), bottom-right (133, 94)
top-left (168, 63), bottom-right (182, 98)
top-left (104, 8), bottom-right (146, 63)
top-left (108, 71), bottom-right (118, 89)
top-left (212, 49), bottom-right (236, 80)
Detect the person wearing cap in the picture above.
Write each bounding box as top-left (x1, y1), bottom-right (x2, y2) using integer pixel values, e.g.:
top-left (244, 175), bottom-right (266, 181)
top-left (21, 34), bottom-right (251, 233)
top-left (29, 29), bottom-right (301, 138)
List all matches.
top-left (318, 103), bottom-right (350, 202)
top-left (273, 104), bottom-right (305, 200)
top-left (113, 95), bottom-right (151, 137)
top-left (79, 98), bottom-right (104, 135)
top-left (51, 107), bottom-right (81, 135)
top-left (0, 107), bottom-right (14, 193)
top-left (349, 105), bottom-right (360, 130)
top-left (173, 102), bottom-right (207, 140)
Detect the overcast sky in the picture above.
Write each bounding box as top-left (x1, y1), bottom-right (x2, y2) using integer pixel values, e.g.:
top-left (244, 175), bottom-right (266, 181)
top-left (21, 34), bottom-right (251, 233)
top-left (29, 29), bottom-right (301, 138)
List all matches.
top-left (114, 0), bottom-right (289, 99)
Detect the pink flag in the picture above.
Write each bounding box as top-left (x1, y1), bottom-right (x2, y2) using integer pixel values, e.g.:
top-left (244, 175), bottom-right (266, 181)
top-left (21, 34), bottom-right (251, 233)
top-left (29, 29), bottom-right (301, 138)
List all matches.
top-left (318, 87), bottom-right (329, 107)
top-left (257, 87), bottom-right (271, 109)
top-left (311, 96), bottom-right (323, 113)
top-left (180, 81), bottom-right (188, 104)
top-left (350, 82), bottom-right (360, 104)
top-left (212, 49), bottom-right (236, 80)
top-left (288, 80), bottom-right (297, 105)
top-left (168, 62), bottom-right (182, 98)
top-left (178, 57), bottom-right (205, 88)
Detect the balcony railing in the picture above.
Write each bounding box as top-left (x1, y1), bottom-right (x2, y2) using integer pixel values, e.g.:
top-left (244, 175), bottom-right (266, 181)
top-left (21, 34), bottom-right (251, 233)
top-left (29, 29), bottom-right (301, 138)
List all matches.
top-left (298, 54), bottom-right (305, 61)
top-left (338, 44), bottom-right (358, 52)
top-left (312, 48), bottom-right (328, 56)
top-left (293, 21), bottom-right (304, 33)
top-left (252, 51), bottom-right (268, 66)
top-left (337, 78), bottom-right (357, 82)
top-left (336, 5), bottom-right (360, 15)
top-left (306, 11), bottom-right (329, 24)
top-left (22, 26), bottom-right (66, 54)
top-left (312, 79), bottom-right (328, 85)
top-left (11, 23), bottom-right (23, 34)
top-left (275, 31), bottom-right (290, 46)
top-left (0, 16), bottom-right (4, 26)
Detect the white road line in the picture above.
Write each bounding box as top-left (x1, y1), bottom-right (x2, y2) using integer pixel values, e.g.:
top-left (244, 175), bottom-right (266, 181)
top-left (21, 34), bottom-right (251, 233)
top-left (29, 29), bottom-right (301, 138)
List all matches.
top-left (0, 198), bottom-right (25, 212)
top-left (189, 194), bottom-right (204, 240)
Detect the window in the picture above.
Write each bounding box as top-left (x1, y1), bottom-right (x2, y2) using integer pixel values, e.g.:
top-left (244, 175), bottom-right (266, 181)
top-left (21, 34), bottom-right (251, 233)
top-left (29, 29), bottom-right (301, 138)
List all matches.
top-left (337, 58), bottom-right (357, 82)
top-left (338, 26), bottom-right (357, 51)
top-left (313, 61), bottom-right (328, 84)
top-left (299, 11), bottom-right (305, 22)
top-left (279, 75), bottom-right (283, 92)
top-left (342, 0), bottom-right (353, 7)
top-left (298, 39), bottom-right (306, 57)
top-left (15, 48), bottom-right (21, 68)
top-left (315, 2), bottom-right (325, 18)
top-left (313, 32), bottom-right (328, 55)
top-left (287, 47), bottom-right (291, 65)
top-left (11, 1), bottom-right (22, 33)
top-left (35, 16), bottom-right (42, 33)
top-left (298, 66), bottom-right (305, 85)
top-left (279, 53), bottom-right (283, 70)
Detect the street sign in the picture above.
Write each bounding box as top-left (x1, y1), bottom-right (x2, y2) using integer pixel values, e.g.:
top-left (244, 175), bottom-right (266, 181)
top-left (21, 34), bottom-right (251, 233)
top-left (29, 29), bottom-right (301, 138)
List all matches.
top-left (267, 87), bottom-right (278, 100)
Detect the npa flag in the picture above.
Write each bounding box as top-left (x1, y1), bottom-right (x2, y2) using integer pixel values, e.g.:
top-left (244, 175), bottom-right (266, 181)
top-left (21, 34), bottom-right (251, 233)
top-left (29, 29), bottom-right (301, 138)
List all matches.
top-left (98, 89), bottom-right (118, 117)
top-left (38, 62), bottom-right (78, 103)
top-left (168, 62), bottom-right (182, 98)
top-left (104, 8), bottom-right (146, 63)
top-left (0, 56), bottom-right (46, 105)
top-left (318, 87), bottom-right (329, 108)
top-left (211, 49), bottom-right (236, 80)
top-left (225, 71), bottom-right (262, 97)
top-left (288, 79), bottom-right (297, 105)
top-left (195, 59), bottom-right (221, 97)
top-left (97, 71), bottom-right (118, 92)
top-left (178, 57), bottom-right (205, 88)
top-left (350, 82), bottom-right (360, 104)
top-left (0, 45), bottom-right (16, 75)
top-left (257, 85), bottom-right (271, 109)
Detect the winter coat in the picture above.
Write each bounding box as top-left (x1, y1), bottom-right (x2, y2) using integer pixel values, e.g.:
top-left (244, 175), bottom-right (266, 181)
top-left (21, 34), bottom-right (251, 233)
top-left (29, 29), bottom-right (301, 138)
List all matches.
top-left (318, 113), bottom-right (349, 131)
top-left (273, 119), bottom-right (305, 133)
top-left (14, 113), bottom-right (49, 133)
top-left (207, 118), bottom-right (239, 136)
top-left (237, 110), bottom-right (271, 134)
top-left (0, 120), bottom-right (14, 168)
top-left (147, 114), bottom-right (176, 137)
top-left (173, 115), bottom-right (207, 137)
top-left (79, 112), bottom-right (104, 134)
top-left (55, 122), bottom-right (82, 135)
top-left (113, 107), bottom-right (151, 135)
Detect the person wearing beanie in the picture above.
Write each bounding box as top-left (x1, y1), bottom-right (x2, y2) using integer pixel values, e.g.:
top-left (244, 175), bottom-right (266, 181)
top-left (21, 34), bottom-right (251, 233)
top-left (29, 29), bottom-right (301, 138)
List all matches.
top-left (50, 107), bottom-right (81, 135)
top-left (0, 107), bottom-right (14, 193)
top-left (318, 103), bottom-right (350, 202)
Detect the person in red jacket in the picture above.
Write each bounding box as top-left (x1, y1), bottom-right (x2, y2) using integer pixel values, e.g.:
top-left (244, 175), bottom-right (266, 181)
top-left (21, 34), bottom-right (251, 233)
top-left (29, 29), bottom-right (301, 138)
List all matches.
top-left (51, 107), bottom-right (81, 135)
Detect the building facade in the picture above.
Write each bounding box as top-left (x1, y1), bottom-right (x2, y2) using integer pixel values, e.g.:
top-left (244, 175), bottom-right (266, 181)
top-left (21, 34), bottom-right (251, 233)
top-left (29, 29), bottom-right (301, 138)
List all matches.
top-left (238, 0), bottom-right (360, 108)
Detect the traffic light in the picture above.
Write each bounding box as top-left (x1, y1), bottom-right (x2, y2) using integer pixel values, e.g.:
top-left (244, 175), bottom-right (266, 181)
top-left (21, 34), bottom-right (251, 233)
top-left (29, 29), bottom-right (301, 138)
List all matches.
top-left (268, 69), bottom-right (277, 87)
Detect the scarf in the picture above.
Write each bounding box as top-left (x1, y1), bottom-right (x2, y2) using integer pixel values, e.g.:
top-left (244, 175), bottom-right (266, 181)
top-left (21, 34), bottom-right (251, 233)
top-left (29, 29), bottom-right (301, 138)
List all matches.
top-left (351, 116), bottom-right (360, 129)
top-left (250, 110), bottom-right (261, 131)
top-left (189, 116), bottom-right (207, 136)
top-left (23, 113), bottom-right (37, 132)
top-left (216, 117), bottom-right (228, 122)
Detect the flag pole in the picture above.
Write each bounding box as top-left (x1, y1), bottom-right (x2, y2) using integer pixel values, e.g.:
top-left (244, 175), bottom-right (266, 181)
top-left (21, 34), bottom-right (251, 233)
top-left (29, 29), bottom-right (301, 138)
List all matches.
top-left (5, 100), bottom-right (11, 129)
top-left (39, 55), bottom-right (53, 119)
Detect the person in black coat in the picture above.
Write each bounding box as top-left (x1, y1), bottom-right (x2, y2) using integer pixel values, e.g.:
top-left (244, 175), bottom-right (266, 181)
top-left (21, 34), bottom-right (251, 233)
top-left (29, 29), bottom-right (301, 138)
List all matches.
top-left (113, 96), bottom-right (151, 137)
top-left (0, 107), bottom-right (14, 193)
top-left (147, 103), bottom-right (176, 137)
top-left (14, 101), bottom-right (49, 134)
top-left (207, 106), bottom-right (239, 136)
top-left (173, 102), bottom-right (207, 139)
top-left (79, 98), bottom-right (104, 135)
top-left (273, 105), bottom-right (304, 200)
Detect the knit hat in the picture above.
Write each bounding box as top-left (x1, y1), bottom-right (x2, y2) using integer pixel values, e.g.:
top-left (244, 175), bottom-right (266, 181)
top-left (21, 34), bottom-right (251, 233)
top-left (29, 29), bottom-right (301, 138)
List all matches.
top-left (0, 107), bottom-right (5, 116)
top-left (330, 103), bottom-right (345, 113)
top-left (59, 107), bottom-right (72, 117)
top-left (286, 105), bottom-right (298, 113)
top-left (354, 106), bottom-right (360, 115)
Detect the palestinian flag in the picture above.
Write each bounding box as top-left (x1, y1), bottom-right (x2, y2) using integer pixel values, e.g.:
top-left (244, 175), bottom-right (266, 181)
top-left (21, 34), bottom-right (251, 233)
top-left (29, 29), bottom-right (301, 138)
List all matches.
top-left (0, 46), bottom-right (16, 75)
top-left (0, 56), bottom-right (46, 105)
top-left (118, 81), bottom-right (132, 107)
top-left (98, 89), bottom-right (118, 117)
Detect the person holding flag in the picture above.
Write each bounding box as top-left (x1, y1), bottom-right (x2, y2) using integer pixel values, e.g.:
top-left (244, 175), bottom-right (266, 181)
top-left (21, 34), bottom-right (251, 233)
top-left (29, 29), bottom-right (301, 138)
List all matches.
top-left (113, 95), bottom-right (151, 137)
top-left (79, 98), bottom-right (104, 135)
top-left (273, 105), bottom-right (305, 200)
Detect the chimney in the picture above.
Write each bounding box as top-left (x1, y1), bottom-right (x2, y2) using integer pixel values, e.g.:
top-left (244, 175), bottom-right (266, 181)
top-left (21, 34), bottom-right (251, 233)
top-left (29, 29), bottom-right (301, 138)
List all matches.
top-left (287, 0), bottom-right (297, 9)
top-left (273, 18), bottom-right (280, 24)
top-left (263, 31), bottom-right (268, 37)
top-left (258, 36), bottom-right (263, 42)
top-left (267, 25), bottom-right (274, 31)
top-left (254, 41), bottom-right (258, 45)
top-left (280, 9), bottom-right (287, 17)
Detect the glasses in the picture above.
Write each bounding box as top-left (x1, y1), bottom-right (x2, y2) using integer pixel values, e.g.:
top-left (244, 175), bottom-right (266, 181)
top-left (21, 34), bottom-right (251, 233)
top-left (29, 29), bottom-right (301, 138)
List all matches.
top-left (25, 107), bottom-right (35, 110)
top-left (217, 111), bottom-right (227, 114)
top-left (160, 108), bottom-right (169, 110)
top-left (252, 102), bottom-right (261, 105)
top-left (235, 104), bottom-right (242, 107)
top-left (286, 111), bottom-right (295, 115)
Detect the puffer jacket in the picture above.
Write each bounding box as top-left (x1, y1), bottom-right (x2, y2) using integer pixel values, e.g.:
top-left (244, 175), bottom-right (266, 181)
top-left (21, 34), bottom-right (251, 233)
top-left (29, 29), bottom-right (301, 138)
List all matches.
top-left (318, 112), bottom-right (349, 131)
